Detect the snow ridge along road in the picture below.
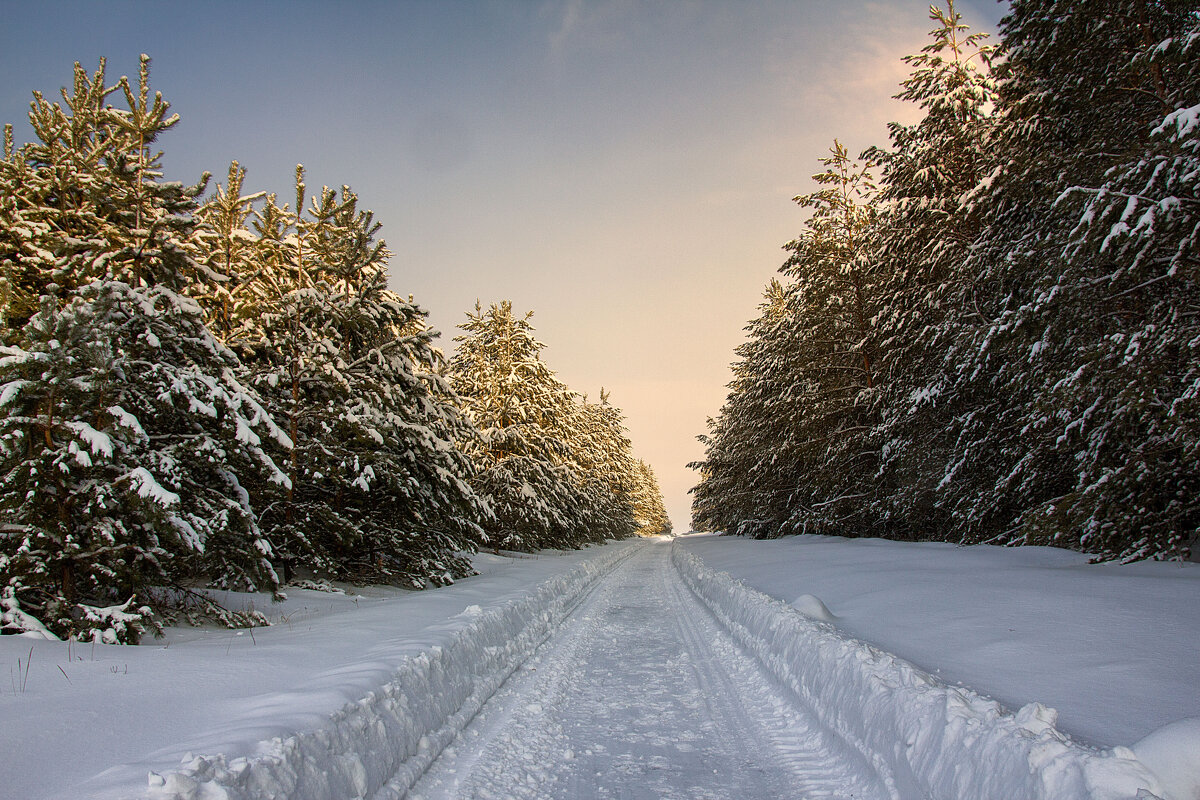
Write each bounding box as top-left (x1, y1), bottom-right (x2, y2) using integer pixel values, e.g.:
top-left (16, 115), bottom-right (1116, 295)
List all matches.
top-left (146, 542), bottom-right (639, 800)
top-left (673, 544), bottom-right (1168, 800)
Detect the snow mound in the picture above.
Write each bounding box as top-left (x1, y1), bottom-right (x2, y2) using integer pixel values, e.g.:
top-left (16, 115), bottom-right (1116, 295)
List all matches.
top-left (1133, 718), bottom-right (1200, 800)
top-left (790, 592), bottom-right (837, 621)
top-left (672, 544), bottom-right (1167, 800)
top-left (146, 543), bottom-right (637, 800)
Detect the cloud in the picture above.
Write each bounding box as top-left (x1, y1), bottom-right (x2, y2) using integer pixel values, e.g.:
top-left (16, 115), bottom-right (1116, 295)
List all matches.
top-left (548, 0), bottom-right (586, 58)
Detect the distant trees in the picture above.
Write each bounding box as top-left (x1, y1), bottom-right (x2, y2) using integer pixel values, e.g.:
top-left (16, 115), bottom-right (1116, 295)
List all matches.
top-left (691, 280), bottom-right (798, 537)
top-left (630, 459), bottom-right (672, 536)
top-left (0, 57), bottom-right (664, 640)
top-left (448, 301), bottom-right (662, 549)
top-left (691, 0), bottom-right (1199, 561)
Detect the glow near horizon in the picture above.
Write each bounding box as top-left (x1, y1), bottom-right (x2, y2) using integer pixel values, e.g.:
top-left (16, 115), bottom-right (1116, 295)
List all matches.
top-left (1, 0), bottom-right (1005, 530)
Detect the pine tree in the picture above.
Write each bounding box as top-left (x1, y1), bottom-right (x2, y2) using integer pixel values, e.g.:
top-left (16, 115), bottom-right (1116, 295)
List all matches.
top-left (2, 57), bottom-right (208, 334)
top-left (193, 161), bottom-right (267, 339)
top-left (775, 143), bottom-right (883, 535)
top-left (692, 1), bottom-right (1198, 561)
top-left (567, 390), bottom-right (641, 543)
top-left (1048, 19), bottom-right (1200, 559)
top-left (0, 123), bottom-right (52, 336)
top-left (692, 141), bottom-right (882, 539)
top-left (867, 0), bottom-right (998, 540)
top-left (449, 302), bottom-right (588, 551)
top-left (631, 459), bottom-right (672, 536)
top-left (213, 173), bottom-right (489, 585)
top-left (0, 283), bottom-right (291, 641)
top-left (0, 58), bottom-right (292, 639)
top-left (944, 0), bottom-right (1199, 559)
top-left (690, 279), bottom-right (806, 536)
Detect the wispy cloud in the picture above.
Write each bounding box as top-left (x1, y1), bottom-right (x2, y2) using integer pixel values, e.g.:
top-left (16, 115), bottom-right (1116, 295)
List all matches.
top-left (548, 0), bottom-right (586, 58)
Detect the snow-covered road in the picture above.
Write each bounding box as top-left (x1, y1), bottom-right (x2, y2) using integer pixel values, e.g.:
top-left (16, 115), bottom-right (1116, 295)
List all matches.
top-left (11, 535), bottom-right (1182, 799)
top-left (410, 540), bottom-right (888, 800)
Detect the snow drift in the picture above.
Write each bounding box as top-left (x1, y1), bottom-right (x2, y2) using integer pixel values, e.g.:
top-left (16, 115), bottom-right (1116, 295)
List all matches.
top-left (671, 544), bottom-right (1168, 800)
top-left (146, 543), bottom-right (636, 800)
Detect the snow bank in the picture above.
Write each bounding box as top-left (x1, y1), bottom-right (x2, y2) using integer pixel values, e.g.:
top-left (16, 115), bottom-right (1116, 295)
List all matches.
top-left (1133, 720), bottom-right (1200, 800)
top-left (677, 534), bottom-right (1199, 748)
top-left (672, 544), bottom-right (1167, 800)
top-left (147, 543), bottom-right (637, 800)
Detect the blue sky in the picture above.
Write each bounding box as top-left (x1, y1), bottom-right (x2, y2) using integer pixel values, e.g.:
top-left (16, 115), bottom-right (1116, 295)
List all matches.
top-left (1, 0), bottom-right (1006, 528)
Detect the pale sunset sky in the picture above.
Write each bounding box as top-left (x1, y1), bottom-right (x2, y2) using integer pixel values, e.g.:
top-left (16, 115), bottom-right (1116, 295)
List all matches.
top-left (1, 0), bottom-right (1005, 529)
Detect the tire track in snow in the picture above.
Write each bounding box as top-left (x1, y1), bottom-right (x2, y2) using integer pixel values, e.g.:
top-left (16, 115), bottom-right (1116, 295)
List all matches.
top-left (666, 549), bottom-right (894, 800)
top-left (408, 539), bottom-right (891, 800)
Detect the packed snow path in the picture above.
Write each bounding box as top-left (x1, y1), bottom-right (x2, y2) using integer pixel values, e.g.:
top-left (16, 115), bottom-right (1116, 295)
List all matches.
top-left (137, 537), bottom-right (1169, 800)
top-left (408, 540), bottom-right (888, 800)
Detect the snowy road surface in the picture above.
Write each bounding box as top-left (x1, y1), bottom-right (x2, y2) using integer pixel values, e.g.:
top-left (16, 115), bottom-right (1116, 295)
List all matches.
top-left (12, 536), bottom-right (1181, 799)
top-left (410, 541), bottom-right (888, 800)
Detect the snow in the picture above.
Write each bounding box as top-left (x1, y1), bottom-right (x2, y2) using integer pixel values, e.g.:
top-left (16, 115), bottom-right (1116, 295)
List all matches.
top-left (1154, 103), bottom-right (1200, 140)
top-left (125, 466), bottom-right (181, 507)
top-left (0, 378), bottom-right (30, 407)
top-left (67, 420), bottom-right (115, 458)
top-left (410, 539), bottom-right (841, 800)
top-left (677, 533), bottom-right (1200, 798)
top-left (0, 542), bottom-right (635, 800)
top-left (3, 534), bottom-right (1196, 799)
top-left (108, 405), bottom-right (147, 438)
top-left (678, 535), bottom-right (1200, 746)
top-left (789, 593), bottom-right (837, 621)
top-left (1, 587), bottom-right (61, 641)
top-left (673, 541), bottom-right (1161, 799)
top-left (76, 598), bottom-right (152, 645)
top-left (233, 416), bottom-right (260, 447)
top-left (1133, 720), bottom-right (1200, 800)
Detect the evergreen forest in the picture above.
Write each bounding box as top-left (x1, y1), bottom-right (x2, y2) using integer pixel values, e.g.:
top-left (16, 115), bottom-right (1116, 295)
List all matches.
top-left (0, 57), bottom-right (670, 642)
top-left (691, 0), bottom-right (1199, 562)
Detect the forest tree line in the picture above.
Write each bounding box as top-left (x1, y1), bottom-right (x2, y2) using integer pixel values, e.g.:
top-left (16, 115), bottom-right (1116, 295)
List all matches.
top-left (0, 56), bottom-right (670, 642)
top-left (690, 0), bottom-right (1199, 562)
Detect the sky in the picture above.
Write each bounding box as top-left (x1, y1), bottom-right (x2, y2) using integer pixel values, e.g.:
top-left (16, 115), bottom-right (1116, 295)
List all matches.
top-left (1, 0), bottom-right (1006, 530)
